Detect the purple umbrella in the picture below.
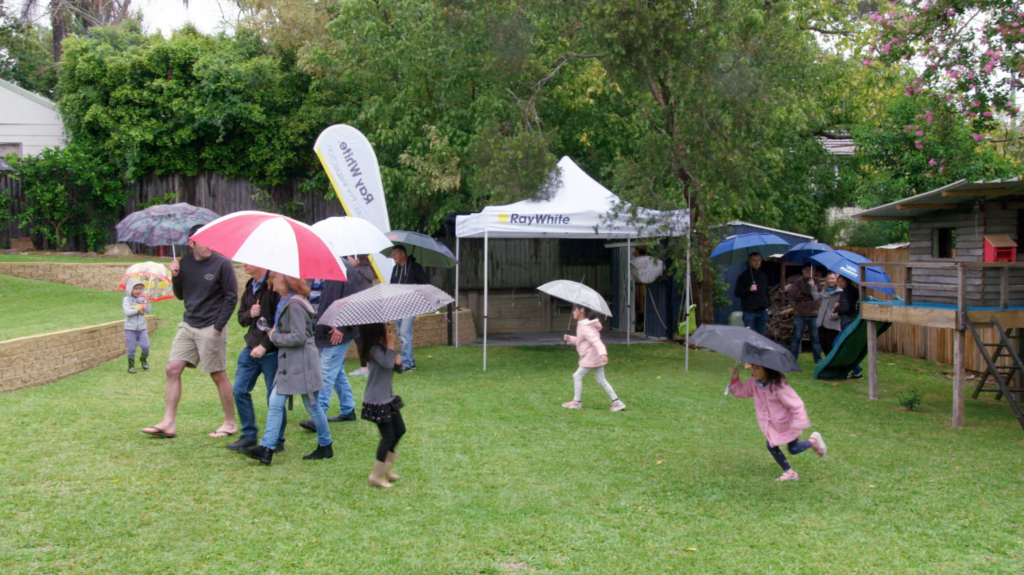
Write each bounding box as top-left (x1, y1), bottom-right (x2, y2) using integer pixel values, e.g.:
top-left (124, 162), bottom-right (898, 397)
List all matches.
top-left (116, 203), bottom-right (220, 258)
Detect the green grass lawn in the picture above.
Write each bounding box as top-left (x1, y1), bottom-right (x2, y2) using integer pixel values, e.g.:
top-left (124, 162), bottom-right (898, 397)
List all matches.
top-left (1, 293), bottom-right (1022, 574)
top-left (0, 275), bottom-right (135, 340)
top-left (0, 254), bottom-right (158, 264)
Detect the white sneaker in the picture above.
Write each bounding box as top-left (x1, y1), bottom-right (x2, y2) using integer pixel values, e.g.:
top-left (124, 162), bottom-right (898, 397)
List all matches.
top-left (810, 432), bottom-right (827, 457)
top-left (610, 399), bottom-right (626, 412)
top-left (349, 368), bottom-right (368, 377)
top-left (561, 401), bottom-right (582, 409)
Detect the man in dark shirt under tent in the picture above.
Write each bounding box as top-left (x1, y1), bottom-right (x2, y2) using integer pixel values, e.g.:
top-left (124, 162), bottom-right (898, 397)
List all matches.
top-left (143, 224), bottom-right (239, 439)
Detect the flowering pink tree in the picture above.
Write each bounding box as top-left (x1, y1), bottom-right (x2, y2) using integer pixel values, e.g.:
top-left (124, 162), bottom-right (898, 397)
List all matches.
top-left (864, 1), bottom-right (1022, 146)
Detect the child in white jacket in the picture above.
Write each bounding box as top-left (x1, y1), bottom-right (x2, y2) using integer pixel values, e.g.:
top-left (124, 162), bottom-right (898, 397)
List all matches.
top-left (123, 280), bottom-right (151, 374)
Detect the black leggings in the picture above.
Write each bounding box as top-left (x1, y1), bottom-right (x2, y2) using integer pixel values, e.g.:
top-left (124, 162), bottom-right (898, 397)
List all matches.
top-left (374, 410), bottom-right (406, 462)
top-left (767, 439), bottom-right (812, 471)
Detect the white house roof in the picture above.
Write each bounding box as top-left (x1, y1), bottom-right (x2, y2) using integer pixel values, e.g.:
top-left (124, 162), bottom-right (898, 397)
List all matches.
top-left (455, 157), bottom-right (689, 239)
top-left (855, 178), bottom-right (1024, 220)
top-left (0, 78), bottom-right (58, 112)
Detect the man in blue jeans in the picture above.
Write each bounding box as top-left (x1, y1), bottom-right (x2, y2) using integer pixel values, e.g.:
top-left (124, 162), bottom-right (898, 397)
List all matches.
top-left (786, 263), bottom-right (823, 363)
top-left (301, 257), bottom-right (371, 430)
top-left (390, 245), bottom-right (429, 372)
top-left (227, 264), bottom-right (284, 452)
top-left (733, 252), bottom-right (771, 336)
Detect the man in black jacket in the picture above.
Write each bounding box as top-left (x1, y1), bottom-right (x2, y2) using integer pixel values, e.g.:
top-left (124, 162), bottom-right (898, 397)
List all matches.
top-left (226, 264), bottom-right (285, 451)
top-left (733, 252), bottom-right (771, 336)
top-left (301, 258), bottom-right (372, 431)
top-left (390, 245), bottom-right (429, 372)
top-left (143, 225), bottom-right (239, 439)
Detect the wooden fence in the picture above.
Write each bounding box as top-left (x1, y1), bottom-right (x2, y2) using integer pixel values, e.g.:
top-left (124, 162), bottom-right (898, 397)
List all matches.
top-left (1, 171), bottom-right (343, 252)
top-left (844, 246), bottom-right (1012, 375)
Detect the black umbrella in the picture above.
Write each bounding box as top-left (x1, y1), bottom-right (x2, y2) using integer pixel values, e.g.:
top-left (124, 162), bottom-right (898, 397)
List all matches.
top-left (382, 230), bottom-right (457, 269)
top-left (689, 325), bottom-right (801, 373)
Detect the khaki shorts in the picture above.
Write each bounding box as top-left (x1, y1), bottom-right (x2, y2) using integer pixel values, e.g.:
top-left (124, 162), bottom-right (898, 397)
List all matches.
top-left (168, 322), bottom-right (228, 374)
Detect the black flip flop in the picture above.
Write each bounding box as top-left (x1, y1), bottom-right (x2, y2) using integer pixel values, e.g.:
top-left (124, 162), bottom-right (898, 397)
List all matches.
top-left (207, 429), bottom-right (237, 439)
top-left (142, 427), bottom-right (176, 439)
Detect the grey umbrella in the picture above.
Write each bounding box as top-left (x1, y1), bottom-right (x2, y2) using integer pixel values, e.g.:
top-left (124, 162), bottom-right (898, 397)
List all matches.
top-left (382, 230), bottom-right (457, 269)
top-left (317, 284), bottom-right (455, 327)
top-left (689, 324), bottom-right (801, 373)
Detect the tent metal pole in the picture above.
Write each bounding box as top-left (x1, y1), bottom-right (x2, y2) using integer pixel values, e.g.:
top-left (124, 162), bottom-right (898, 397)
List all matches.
top-left (483, 230), bottom-right (488, 371)
top-left (455, 236), bottom-right (460, 348)
top-left (685, 195), bottom-right (692, 372)
top-left (627, 237), bottom-right (631, 346)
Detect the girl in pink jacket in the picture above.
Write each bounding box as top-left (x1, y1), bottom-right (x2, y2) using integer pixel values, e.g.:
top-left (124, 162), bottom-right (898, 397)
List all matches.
top-left (728, 363), bottom-right (826, 481)
top-left (561, 306), bottom-right (626, 412)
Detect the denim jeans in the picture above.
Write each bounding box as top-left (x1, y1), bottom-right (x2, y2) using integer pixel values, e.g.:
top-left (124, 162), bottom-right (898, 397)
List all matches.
top-left (232, 347), bottom-right (283, 441)
top-left (790, 316), bottom-right (822, 362)
top-left (840, 320), bottom-right (862, 376)
top-left (395, 316), bottom-right (415, 369)
top-left (742, 310), bottom-right (769, 336)
top-left (318, 342), bottom-right (355, 416)
top-left (261, 388), bottom-right (331, 449)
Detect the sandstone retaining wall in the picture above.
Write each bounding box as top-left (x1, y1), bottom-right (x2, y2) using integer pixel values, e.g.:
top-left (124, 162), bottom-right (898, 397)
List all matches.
top-left (0, 316), bottom-right (163, 393)
top-left (0, 262), bottom-right (249, 292)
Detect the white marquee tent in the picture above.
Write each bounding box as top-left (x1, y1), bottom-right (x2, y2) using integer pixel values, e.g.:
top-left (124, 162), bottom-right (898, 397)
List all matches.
top-left (455, 156), bottom-right (691, 370)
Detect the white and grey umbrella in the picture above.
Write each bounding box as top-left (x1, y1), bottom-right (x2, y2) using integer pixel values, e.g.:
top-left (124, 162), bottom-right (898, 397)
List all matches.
top-left (317, 284), bottom-right (454, 327)
top-left (537, 280), bottom-right (612, 317)
top-left (312, 216), bottom-right (393, 257)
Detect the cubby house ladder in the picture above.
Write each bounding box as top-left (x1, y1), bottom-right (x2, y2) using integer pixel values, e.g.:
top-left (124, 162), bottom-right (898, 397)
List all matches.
top-left (964, 316), bottom-right (1024, 434)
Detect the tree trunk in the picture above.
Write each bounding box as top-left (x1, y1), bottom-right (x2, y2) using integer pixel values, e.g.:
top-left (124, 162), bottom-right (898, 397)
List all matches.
top-left (50, 1), bottom-right (66, 62)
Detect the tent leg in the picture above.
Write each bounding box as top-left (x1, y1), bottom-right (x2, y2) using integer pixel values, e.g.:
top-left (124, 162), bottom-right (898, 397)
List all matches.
top-left (627, 238), bottom-right (631, 346)
top-left (685, 234), bottom-right (691, 372)
top-left (484, 231), bottom-right (488, 372)
top-left (455, 237), bottom-right (460, 348)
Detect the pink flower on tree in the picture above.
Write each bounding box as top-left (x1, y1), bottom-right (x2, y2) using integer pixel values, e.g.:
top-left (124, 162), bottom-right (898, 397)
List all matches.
top-left (915, 140), bottom-right (924, 149)
top-left (916, 130), bottom-right (924, 137)
top-left (929, 158), bottom-right (937, 166)
top-left (972, 134), bottom-right (984, 141)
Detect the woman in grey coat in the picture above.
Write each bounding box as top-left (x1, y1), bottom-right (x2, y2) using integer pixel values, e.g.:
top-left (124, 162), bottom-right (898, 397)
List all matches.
top-left (814, 272), bottom-right (843, 355)
top-left (242, 272), bottom-right (332, 465)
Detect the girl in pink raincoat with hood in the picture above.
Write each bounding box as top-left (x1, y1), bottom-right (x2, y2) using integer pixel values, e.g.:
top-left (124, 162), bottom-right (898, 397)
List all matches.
top-left (729, 363), bottom-right (827, 481)
top-left (561, 306), bottom-right (626, 412)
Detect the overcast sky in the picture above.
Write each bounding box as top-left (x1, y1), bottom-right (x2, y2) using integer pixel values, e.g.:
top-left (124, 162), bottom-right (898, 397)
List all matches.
top-left (13, 0), bottom-right (243, 37)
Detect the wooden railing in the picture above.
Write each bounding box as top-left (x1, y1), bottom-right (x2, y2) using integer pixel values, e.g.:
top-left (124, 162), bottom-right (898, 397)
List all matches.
top-left (857, 261), bottom-right (1024, 329)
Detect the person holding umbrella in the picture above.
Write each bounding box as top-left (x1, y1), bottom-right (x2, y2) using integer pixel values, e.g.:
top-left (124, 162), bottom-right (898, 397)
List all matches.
top-left (728, 362), bottom-right (827, 481)
top-left (561, 306), bottom-right (626, 412)
top-left (836, 275), bottom-right (863, 379)
top-left (142, 225), bottom-right (238, 439)
top-left (317, 282), bottom-right (455, 487)
top-left (785, 263), bottom-right (823, 364)
top-left (242, 272), bottom-right (333, 465)
top-left (733, 252), bottom-right (771, 336)
top-left (390, 245), bottom-right (429, 372)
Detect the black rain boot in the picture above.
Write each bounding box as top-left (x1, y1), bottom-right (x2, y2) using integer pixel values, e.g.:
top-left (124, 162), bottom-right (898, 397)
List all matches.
top-left (303, 442), bottom-right (334, 460)
top-left (140, 353), bottom-right (149, 370)
top-left (127, 358), bottom-right (136, 374)
top-left (242, 444), bottom-right (273, 465)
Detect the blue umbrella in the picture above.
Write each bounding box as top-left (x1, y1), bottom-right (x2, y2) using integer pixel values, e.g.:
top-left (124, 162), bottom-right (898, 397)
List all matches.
top-left (834, 249), bottom-right (871, 264)
top-left (710, 233), bottom-right (792, 265)
top-left (810, 250), bottom-right (895, 296)
top-left (783, 241), bottom-right (833, 264)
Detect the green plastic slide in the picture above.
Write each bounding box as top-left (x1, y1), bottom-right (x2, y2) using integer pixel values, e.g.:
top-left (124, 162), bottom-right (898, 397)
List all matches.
top-left (813, 298), bottom-right (896, 380)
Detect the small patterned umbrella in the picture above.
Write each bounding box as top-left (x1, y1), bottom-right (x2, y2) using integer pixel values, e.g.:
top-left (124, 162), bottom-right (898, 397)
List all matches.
top-left (116, 203), bottom-right (220, 257)
top-left (318, 284), bottom-right (454, 327)
top-left (118, 261), bottom-right (175, 302)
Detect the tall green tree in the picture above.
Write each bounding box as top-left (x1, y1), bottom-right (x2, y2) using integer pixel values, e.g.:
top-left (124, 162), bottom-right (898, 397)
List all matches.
top-left (586, 0), bottom-right (828, 321)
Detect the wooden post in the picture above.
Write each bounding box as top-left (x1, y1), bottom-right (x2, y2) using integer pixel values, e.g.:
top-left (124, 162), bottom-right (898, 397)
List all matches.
top-left (1001, 266), bottom-right (1009, 309)
top-left (905, 266), bottom-right (913, 306)
top-left (953, 327), bottom-right (966, 428)
top-left (956, 264), bottom-right (966, 331)
top-left (867, 320), bottom-right (879, 400)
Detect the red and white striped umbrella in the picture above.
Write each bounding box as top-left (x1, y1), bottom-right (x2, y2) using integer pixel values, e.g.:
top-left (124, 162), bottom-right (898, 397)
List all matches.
top-left (190, 211), bottom-right (347, 281)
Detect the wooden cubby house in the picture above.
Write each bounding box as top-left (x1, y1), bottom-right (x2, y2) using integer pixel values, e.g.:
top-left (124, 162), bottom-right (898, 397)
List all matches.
top-left (854, 178), bottom-right (1024, 433)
